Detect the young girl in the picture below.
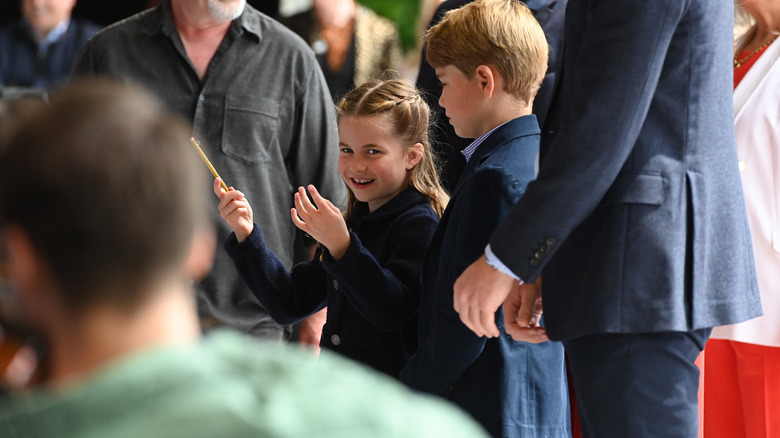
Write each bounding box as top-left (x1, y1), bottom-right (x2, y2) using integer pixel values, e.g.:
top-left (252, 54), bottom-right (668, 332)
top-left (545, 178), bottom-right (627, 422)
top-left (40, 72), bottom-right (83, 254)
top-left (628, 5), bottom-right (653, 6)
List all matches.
top-left (214, 78), bottom-right (448, 377)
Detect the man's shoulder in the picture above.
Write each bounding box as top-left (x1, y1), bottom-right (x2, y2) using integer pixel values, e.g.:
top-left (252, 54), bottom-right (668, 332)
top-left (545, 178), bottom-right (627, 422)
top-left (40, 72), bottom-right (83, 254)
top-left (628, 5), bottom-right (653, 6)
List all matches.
top-left (0, 331), bottom-right (488, 438)
top-left (241, 5), bottom-right (312, 54)
top-left (199, 331), bottom-right (490, 437)
top-left (84, 7), bottom-right (157, 47)
top-left (70, 16), bottom-right (102, 36)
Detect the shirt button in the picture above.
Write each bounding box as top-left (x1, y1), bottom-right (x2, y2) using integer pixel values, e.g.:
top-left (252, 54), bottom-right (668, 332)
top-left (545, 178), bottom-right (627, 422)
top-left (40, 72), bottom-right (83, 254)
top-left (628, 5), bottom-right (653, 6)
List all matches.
top-left (330, 334), bottom-right (341, 346)
top-left (332, 280), bottom-right (339, 291)
top-left (738, 160), bottom-right (747, 172)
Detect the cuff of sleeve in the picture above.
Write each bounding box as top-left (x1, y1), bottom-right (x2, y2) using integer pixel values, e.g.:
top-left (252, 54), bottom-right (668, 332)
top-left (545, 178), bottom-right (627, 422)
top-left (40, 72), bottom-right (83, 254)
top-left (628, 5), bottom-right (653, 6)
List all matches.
top-left (321, 231), bottom-right (360, 268)
top-left (224, 223), bottom-right (261, 257)
top-left (485, 244), bottom-right (522, 283)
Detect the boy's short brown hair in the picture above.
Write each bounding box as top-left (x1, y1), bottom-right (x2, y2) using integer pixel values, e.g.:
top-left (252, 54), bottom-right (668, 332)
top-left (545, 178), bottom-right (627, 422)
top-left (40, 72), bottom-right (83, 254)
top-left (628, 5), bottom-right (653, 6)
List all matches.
top-left (425, 0), bottom-right (549, 105)
top-left (0, 80), bottom-right (209, 314)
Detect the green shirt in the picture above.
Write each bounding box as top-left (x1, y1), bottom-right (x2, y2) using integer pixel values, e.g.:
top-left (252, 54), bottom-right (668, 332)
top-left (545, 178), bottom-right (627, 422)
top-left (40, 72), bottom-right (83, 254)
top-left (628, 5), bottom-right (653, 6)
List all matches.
top-left (0, 331), bottom-right (488, 437)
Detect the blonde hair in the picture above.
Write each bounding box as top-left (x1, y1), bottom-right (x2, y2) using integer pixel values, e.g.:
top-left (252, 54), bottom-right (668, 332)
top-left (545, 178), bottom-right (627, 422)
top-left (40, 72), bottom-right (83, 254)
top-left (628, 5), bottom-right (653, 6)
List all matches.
top-left (336, 77), bottom-right (449, 218)
top-left (425, 0), bottom-right (548, 105)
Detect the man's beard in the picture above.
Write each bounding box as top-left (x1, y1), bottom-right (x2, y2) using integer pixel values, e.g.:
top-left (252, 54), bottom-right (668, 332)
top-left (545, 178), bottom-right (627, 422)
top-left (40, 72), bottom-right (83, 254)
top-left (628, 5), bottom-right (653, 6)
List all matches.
top-left (206, 0), bottom-right (246, 22)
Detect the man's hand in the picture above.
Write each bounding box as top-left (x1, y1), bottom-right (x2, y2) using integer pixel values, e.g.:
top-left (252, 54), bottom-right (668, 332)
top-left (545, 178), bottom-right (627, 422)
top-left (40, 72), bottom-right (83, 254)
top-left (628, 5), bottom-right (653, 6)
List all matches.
top-left (297, 307), bottom-right (327, 355)
top-left (503, 277), bottom-right (548, 343)
top-left (453, 254), bottom-right (517, 338)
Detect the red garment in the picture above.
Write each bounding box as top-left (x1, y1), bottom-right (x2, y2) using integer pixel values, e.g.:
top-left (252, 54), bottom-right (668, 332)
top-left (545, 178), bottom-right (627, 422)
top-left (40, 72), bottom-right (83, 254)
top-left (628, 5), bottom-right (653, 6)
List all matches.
top-left (701, 340), bottom-right (780, 438)
top-left (733, 45), bottom-right (770, 88)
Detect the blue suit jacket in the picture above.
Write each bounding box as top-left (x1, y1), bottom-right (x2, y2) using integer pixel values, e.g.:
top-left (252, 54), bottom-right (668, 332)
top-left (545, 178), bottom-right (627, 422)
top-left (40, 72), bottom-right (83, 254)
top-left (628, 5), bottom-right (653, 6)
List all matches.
top-left (416, 0), bottom-right (567, 191)
top-left (401, 117), bottom-right (569, 438)
top-left (490, 0), bottom-right (762, 341)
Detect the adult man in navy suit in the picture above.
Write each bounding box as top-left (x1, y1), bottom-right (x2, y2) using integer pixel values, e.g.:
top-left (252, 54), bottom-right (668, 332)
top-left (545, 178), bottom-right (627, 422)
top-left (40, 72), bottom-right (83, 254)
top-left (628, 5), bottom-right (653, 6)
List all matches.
top-left (453, 1), bottom-right (762, 436)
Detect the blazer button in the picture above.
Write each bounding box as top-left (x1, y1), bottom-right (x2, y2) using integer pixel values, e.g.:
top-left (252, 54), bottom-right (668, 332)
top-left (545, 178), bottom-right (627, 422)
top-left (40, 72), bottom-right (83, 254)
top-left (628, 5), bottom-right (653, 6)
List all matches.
top-left (530, 258), bottom-right (540, 267)
top-left (332, 279), bottom-right (339, 291)
top-left (540, 244), bottom-right (549, 253)
top-left (330, 334), bottom-right (341, 346)
top-left (534, 251), bottom-right (543, 260)
top-left (545, 237), bottom-right (556, 246)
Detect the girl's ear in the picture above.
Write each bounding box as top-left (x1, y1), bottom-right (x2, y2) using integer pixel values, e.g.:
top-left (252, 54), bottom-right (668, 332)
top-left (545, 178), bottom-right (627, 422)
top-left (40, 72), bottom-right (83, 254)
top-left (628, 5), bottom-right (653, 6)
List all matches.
top-left (406, 143), bottom-right (424, 170)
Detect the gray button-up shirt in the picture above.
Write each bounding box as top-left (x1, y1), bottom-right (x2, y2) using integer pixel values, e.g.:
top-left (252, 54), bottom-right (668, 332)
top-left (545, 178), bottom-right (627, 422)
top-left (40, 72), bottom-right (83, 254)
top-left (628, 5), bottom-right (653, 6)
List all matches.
top-left (71, 1), bottom-right (344, 338)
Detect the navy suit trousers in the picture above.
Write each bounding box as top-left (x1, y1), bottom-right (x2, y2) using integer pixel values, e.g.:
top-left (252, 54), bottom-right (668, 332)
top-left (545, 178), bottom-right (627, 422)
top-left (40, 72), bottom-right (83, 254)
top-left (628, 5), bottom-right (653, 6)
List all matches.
top-left (564, 329), bottom-right (711, 438)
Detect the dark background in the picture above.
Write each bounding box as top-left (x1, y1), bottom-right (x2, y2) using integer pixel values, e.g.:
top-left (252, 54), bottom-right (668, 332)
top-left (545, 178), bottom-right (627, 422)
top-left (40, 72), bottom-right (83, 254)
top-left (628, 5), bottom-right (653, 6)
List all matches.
top-left (0, 1), bottom-right (280, 27)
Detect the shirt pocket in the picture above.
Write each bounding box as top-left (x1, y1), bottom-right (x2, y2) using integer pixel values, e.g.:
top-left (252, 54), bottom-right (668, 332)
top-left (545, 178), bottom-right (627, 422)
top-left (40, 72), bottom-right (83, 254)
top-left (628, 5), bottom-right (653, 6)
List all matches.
top-left (222, 95), bottom-right (280, 165)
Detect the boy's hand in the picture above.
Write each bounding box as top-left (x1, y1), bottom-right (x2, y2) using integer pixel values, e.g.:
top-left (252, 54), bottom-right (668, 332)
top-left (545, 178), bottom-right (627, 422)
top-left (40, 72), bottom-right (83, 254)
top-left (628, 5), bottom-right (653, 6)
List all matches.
top-left (291, 185), bottom-right (350, 260)
top-left (214, 178), bottom-right (253, 242)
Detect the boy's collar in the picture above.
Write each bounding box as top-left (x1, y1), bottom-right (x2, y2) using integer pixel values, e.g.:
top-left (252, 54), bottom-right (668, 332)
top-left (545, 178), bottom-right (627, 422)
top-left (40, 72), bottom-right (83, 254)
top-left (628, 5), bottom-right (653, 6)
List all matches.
top-left (461, 120), bottom-right (512, 163)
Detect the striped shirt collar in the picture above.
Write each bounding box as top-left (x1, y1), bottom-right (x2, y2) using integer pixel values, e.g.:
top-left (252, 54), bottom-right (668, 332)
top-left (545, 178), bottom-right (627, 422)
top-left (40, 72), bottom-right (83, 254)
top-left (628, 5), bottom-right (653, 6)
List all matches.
top-left (461, 120), bottom-right (510, 162)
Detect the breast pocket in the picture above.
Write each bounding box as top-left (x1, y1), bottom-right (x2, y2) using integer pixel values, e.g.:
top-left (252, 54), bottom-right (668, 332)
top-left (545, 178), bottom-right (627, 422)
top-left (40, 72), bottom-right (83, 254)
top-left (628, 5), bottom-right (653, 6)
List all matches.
top-left (222, 95), bottom-right (280, 165)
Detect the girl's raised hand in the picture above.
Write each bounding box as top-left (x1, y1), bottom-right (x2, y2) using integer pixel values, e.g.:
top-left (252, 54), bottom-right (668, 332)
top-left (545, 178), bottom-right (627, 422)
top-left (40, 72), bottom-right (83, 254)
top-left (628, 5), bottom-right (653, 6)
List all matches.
top-left (213, 178), bottom-right (254, 242)
top-left (291, 185), bottom-right (350, 260)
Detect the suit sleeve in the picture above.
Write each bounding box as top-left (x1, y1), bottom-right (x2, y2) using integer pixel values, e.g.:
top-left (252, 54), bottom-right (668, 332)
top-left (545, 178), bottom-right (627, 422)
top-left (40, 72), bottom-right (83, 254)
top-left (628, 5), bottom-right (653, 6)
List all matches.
top-left (490, 0), bottom-right (687, 280)
top-left (402, 167), bottom-right (527, 394)
top-left (225, 224), bottom-right (327, 324)
top-left (322, 210), bottom-right (439, 331)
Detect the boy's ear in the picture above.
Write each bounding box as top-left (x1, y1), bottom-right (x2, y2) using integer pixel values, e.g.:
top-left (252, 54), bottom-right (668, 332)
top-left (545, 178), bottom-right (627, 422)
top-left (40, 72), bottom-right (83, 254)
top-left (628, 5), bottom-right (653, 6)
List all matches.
top-left (406, 143), bottom-right (424, 170)
top-left (475, 65), bottom-right (495, 98)
top-left (2, 226), bottom-right (55, 326)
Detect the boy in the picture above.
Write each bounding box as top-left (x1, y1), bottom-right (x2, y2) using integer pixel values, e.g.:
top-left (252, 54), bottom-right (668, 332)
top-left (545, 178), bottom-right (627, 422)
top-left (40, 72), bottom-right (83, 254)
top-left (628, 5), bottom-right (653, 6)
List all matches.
top-left (0, 80), bottom-right (489, 438)
top-left (399, 1), bottom-right (569, 437)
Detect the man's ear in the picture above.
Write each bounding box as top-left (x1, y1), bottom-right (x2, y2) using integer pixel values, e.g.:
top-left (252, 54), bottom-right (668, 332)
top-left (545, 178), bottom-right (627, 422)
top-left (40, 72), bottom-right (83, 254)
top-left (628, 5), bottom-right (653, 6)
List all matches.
top-left (406, 143), bottom-right (425, 170)
top-left (475, 65), bottom-right (496, 98)
top-left (2, 226), bottom-right (52, 325)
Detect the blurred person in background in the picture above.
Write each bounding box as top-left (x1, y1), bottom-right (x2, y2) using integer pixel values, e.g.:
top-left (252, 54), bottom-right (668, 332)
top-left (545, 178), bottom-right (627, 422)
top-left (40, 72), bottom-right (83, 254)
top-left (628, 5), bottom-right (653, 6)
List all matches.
top-left (71, 0), bottom-right (344, 342)
top-left (702, 1), bottom-right (780, 437)
top-left (280, 0), bottom-right (403, 102)
top-left (0, 0), bottom-right (99, 90)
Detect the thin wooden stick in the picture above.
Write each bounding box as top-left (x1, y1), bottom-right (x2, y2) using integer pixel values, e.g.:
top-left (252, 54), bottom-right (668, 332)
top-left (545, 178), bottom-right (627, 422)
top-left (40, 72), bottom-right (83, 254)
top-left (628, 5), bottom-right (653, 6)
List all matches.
top-left (190, 137), bottom-right (229, 192)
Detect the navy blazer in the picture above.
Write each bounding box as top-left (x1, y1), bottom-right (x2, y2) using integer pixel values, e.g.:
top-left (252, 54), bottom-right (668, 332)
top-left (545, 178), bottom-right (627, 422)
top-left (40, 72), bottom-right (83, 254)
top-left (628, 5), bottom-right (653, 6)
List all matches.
top-left (416, 0), bottom-right (567, 191)
top-left (226, 188), bottom-right (439, 376)
top-left (401, 117), bottom-right (569, 438)
top-left (490, 0), bottom-right (762, 340)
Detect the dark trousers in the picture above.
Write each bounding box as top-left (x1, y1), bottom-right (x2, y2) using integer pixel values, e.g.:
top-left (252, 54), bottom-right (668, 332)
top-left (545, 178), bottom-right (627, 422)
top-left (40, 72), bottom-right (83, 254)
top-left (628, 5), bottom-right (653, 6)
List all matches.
top-left (564, 329), bottom-right (711, 438)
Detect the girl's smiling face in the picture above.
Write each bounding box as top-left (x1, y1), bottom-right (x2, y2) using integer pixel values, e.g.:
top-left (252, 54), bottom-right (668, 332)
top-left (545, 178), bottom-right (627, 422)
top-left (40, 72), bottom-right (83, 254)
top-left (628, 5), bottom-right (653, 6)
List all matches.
top-left (338, 115), bottom-right (422, 212)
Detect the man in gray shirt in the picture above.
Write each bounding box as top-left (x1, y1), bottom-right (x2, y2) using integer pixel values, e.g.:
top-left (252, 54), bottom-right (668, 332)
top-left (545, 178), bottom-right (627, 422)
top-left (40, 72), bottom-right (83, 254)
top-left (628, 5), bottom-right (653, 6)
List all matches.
top-left (72, 0), bottom-right (343, 340)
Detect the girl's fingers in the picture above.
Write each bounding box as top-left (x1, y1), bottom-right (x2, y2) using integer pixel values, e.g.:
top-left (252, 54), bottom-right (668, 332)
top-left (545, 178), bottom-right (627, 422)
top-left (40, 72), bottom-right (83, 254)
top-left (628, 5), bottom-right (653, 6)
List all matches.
top-left (293, 192), bottom-right (311, 222)
top-left (294, 188), bottom-right (310, 214)
top-left (298, 186), bottom-right (318, 211)
top-left (307, 185), bottom-right (342, 216)
top-left (307, 184), bottom-right (326, 207)
top-left (290, 208), bottom-right (308, 232)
